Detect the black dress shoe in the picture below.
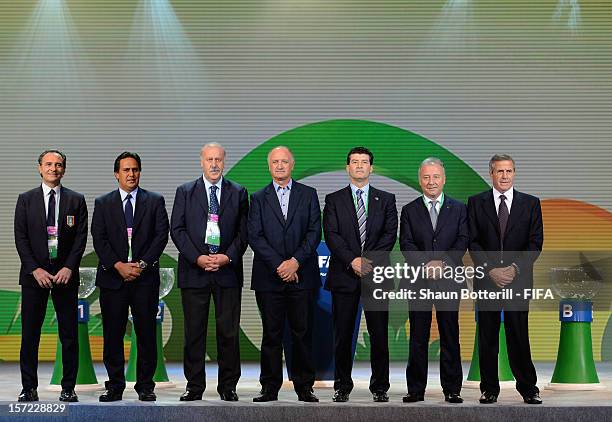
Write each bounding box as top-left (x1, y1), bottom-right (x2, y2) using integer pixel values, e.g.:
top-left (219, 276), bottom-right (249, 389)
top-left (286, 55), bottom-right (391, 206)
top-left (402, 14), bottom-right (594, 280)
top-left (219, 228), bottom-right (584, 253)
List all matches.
top-left (138, 389), bottom-right (156, 401)
top-left (219, 390), bottom-right (239, 401)
top-left (444, 392), bottom-right (463, 404)
top-left (99, 389), bottom-right (123, 402)
top-left (332, 390), bottom-right (350, 402)
top-left (18, 388), bottom-right (38, 402)
top-left (297, 389), bottom-right (319, 402)
top-left (523, 393), bottom-right (542, 405)
top-left (402, 392), bottom-right (424, 403)
top-left (180, 390), bottom-right (203, 401)
top-left (373, 391), bottom-right (389, 402)
top-left (59, 388), bottom-right (78, 402)
top-left (479, 391), bottom-right (498, 404)
top-left (253, 391), bottom-right (278, 402)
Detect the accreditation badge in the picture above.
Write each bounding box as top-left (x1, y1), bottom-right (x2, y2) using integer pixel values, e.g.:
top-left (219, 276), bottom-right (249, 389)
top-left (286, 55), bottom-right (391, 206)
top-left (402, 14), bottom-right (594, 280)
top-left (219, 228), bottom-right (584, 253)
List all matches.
top-left (67, 215), bottom-right (75, 227)
top-left (47, 225), bottom-right (58, 259)
top-left (127, 227), bottom-right (133, 262)
top-left (205, 213), bottom-right (221, 247)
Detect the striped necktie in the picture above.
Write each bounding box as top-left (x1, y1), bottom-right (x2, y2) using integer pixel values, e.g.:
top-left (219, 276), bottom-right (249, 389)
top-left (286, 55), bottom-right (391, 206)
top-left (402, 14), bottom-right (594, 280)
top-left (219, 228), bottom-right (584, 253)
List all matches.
top-left (356, 189), bottom-right (367, 251)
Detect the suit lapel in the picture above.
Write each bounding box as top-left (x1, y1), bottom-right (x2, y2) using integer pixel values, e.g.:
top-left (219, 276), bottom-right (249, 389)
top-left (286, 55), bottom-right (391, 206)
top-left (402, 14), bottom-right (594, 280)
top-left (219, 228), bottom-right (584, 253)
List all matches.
top-left (417, 197), bottom-right (435, 233)
top-left (285, 182), bottom-right (301, 227)
top-left (264, 183), bottom-right (285, 225)
top-left (194, 178), bottom-right (209, 242)
top-left (219, 178), bottom-right (233, 218)
top-left (34, 186), bottom-right (47, 239)
top-left (482, 190), bottom-right (500, 237)
top-left (133, 188), bottom-right (147, 230)
top-left (196, 177), bottom-right (209, 216)
top-left (365, 187), bottom-right (380, 244)
top-left (57, 186), bottom-right (68, 238)
top-left (504, 189), bottom-right (523, 235)
top-left (434, 197), bottom-right (451, 235)
top-left (112, 190), bottom-right (128, 243)
top-left (340, 186), bottom-right (361, 246)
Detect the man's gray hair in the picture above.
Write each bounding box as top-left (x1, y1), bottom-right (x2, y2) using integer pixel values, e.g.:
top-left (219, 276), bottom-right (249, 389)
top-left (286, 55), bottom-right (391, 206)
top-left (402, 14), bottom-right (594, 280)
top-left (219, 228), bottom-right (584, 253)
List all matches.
top-left (418, 157), bottom-right (445, 177)
top-left (200, 143), bottom-right (226, 158)
top-left (267, 146), bottom-right (295, 163)
top-left (489, 154), bottom-right (515, 173)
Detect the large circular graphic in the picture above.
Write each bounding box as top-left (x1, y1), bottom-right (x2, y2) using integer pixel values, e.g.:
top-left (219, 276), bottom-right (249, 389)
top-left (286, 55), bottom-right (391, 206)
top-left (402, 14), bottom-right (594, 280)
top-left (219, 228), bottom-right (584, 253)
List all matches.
top-left (227, 119), bottom-right (489, 359)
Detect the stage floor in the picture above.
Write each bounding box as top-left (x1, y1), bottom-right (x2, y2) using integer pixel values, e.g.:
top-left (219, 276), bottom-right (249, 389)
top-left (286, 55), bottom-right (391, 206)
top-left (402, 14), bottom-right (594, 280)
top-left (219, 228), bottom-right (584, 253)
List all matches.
top-left (0, 362), bottom-right (610, 421)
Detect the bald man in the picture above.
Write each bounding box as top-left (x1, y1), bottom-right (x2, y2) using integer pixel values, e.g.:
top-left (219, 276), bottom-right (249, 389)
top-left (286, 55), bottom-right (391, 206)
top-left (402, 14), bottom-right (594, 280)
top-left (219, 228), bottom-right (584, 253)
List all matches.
top-left (248, 146), bottom-right (322, 403)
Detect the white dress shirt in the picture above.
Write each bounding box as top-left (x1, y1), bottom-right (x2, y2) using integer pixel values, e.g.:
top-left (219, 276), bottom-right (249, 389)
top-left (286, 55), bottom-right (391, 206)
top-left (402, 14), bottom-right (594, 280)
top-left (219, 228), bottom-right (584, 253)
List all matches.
top-left (493, 187), bottom-right (514, 215)
top-left (203, 175), bottom-right (222, 207)
top-left (119, 187), bottom-right (138, 216)
top-left (41, 183), bottom-right (60, 227)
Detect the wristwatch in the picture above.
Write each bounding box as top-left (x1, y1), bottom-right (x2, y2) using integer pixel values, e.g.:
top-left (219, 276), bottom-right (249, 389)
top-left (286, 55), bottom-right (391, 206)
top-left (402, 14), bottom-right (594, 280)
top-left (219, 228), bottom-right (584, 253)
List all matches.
top-left (138, 260), bottom-right (148, 270)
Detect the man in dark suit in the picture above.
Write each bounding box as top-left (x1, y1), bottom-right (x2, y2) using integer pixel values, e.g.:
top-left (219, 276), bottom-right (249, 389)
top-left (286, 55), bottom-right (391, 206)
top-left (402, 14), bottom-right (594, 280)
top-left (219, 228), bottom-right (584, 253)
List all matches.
top-left (323, 146), bottom-right (397, 403)
top-left (14, 150), bottom-right (88, 402)
top-left (400, 157), bottom-right (468, 404)
top-left (91, 151), bottom-right (169, 402)
top-left (248, 146), bottom-right (321, 403)
top-left (468, 154), bottom-right (543, 405)
top-left (171, 143), bottom-right (248, 402)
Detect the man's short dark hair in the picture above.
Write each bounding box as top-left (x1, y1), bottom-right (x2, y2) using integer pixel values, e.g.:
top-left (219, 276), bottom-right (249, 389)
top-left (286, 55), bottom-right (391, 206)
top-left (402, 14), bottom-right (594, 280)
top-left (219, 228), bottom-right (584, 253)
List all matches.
top-left (346, 146), bottom-right (374, 165)
top-left (114, 151), bottom-right (142, 172)
top-left (38, 150), bottom-right (66, 167)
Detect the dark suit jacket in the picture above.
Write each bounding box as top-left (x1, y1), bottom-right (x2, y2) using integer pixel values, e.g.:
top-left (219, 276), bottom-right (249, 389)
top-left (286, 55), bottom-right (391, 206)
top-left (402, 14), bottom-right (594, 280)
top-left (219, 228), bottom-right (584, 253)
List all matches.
top-left (92, 188), bottom-right (169, 290)
top-left (400, 195), bottom-right (468, 298)
top-left (248, 181), bottom-right (321, 292)
top-left (170, 177), bottom-right (249, 289)
top-left (400, 195), bottom-right (468, 268)
top-left (14, 186), bottom-right (88, 287)
top-left (468, 189), bottom-right (543, 291)
top-left (323, 186), bottom-right (397, 293)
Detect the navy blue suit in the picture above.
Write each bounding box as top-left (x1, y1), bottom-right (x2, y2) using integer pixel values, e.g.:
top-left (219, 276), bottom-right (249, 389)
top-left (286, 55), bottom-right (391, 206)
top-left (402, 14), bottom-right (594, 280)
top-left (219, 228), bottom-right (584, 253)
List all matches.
top-left (248, 181), bottom-right (321, 393)
top-left (323, 186), bottom-right (397, 394)
top-left (91, 188), bottom-right (169, 393)
top-left (14, 185), bottom-right (88, 391)
top-left (400, 195), bottom-right (468, 396)
top-left (468, 188), bottom-right (543, 397)
top-left (170, 176), bottom-right (248, 394)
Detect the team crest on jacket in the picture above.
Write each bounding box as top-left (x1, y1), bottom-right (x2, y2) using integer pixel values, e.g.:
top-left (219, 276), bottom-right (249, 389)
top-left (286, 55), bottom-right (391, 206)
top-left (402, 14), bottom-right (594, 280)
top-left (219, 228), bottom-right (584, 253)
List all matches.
top-left (67, 215), bottom-right (75, 227)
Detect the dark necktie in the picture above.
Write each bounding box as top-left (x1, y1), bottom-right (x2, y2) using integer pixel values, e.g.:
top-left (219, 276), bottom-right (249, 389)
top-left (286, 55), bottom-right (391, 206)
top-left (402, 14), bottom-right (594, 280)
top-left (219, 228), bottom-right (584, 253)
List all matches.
top-left (356, 189), bottom-right (367, 250)
top-left (125, 193), bottom-right (134, 228)
top-left (47, 190), bottom-right (56, 227)
top-left (498, 194), bottom-right (509, 242)
top-left (209, 185), bottom-right (219, 253)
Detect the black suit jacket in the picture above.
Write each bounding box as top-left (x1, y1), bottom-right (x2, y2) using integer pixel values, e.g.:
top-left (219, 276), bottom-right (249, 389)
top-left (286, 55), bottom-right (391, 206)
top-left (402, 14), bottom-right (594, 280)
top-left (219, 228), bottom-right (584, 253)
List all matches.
top-left (14, 186), bottom-right (88, 287)
top-left (468, 189), bottom-right (543, 291)
top-left (170, 177), bottom-right (249, 288)
top-left (91, 188), bottom-right (169, 290)
top-left (248, 181), bottom-right (321, 292)
top-left (323, 186), bottom-right (397, 293)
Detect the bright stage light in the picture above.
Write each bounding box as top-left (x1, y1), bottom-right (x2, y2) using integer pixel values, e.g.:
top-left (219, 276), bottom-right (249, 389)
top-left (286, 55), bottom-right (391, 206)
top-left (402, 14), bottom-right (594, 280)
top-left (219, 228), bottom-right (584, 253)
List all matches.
top-left (125, 0), bottom-right (206, 110)
top-left (4, 0), bottom-right (91, 108)
top-left (554, 0), bottom-right (581, 33)
top-left (423, 0), bottom-right (475, 55)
